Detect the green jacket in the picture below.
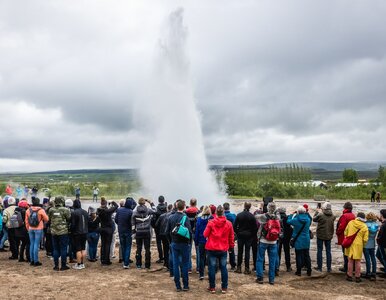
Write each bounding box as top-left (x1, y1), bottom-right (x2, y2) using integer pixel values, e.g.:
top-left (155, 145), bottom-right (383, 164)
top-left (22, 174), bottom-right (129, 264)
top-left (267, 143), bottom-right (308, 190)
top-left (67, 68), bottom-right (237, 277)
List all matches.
top-left (48, 197), bottom-right (71, 236)
top-left (313, 209), bottom-right (336, 241)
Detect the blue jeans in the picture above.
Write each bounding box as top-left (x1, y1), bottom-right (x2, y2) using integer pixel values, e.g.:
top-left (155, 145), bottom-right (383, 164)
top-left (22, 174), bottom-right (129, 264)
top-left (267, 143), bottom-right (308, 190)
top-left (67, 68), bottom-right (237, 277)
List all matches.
top-left (317, 238), bottom-right (332, 271)
top-left (87, 232), bottom-right (99, 260)
top-left (188, 241), bottom-right (199, 271)
top-left (364, 248), bottom-right (376, 275)
top-left (29, 230), bottom-right (43, 263)
top-left (119, 232), bottom-right (132, 267)
top-left (171, 242), bottom-right (190, 290)
top-left (256, 242), bottom-right (277, 283)
top-left (208, 250), bottom-right (228, 289)
top-left (0, 227), bottom-right (8, 248)
top-left (52, 234), bottom-right (69, 268)
top-left (198, 243), bottom-right (207, 277)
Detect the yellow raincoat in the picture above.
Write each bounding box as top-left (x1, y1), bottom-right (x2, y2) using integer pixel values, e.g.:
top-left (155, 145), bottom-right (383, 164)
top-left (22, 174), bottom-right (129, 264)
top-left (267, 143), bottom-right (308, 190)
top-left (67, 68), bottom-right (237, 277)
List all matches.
top-left (344, 218), bottom-right (369, 259)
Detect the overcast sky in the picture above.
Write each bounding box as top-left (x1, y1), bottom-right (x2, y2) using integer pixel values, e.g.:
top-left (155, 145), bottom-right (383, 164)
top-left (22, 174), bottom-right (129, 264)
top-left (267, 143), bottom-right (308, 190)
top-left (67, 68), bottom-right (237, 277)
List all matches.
top-left (1, 0), bottom-right (386, 172)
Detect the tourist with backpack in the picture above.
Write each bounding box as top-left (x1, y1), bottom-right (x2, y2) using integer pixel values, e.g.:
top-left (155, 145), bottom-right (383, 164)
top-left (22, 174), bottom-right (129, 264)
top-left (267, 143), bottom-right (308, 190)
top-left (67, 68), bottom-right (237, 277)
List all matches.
top-left (2, 197), bottom-right (19, 259)
top-left (287, 206), bottom-right (312, 276)
top-left (132, 197), bottom-right (155, 269)
top-left (344, 212), bottom-right (369, 282)
top-left (255, 202), bottom-right (281, 285)
top-left (48, 196), bottom-right (72, 271)
top-left (204, 205), bottom-right (235, 294)
top-left (25, 197), bottom-right (49, 266)
top-left (15, 199), bottom-right (30, 263)
top-left (167, 200), bottom-right (192, 292)
top-left (234, 202), bottom-right (258, 274)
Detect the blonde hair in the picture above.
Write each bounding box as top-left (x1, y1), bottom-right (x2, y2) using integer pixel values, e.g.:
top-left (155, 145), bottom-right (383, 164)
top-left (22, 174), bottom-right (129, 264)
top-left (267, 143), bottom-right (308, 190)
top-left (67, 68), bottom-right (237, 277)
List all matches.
top-left (201, 206), bottom-right (211, 216)
top-left (366, 212), bottom-right (378, 222)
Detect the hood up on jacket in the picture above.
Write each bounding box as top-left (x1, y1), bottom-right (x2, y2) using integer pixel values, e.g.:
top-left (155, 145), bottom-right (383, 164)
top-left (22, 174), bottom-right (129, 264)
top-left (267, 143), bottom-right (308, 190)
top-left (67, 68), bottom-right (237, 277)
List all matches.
top-left (322, 208), bottom-right (333, 216)
top-left (137, 205), bottom-right (148, 215)
top-left (73, 199), bottom-right (81, 209)
top-left (125, 197), bottom-right (137, 210)
top-left (54, 196), bottom-right (65, 207)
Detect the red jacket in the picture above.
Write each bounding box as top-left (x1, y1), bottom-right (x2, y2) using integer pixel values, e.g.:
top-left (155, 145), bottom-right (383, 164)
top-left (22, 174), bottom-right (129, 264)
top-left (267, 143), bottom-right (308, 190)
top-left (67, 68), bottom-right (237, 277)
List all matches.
top-left (336, 209), bottom-right (355, 245)
top-left (204, 216), bottom-right (235, 251)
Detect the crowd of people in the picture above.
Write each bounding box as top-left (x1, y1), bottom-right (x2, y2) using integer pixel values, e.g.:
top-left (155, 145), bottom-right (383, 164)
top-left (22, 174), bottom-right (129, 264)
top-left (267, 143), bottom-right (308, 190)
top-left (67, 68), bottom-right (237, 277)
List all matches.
top-left (0, 193), bottom-right (385, 294)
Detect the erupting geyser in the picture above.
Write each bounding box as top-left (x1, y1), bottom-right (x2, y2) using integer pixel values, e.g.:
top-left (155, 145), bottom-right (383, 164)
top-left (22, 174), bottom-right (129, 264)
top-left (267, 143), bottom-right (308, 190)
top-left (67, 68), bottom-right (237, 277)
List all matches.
top-left (139, 8), bottom-right (224, 204)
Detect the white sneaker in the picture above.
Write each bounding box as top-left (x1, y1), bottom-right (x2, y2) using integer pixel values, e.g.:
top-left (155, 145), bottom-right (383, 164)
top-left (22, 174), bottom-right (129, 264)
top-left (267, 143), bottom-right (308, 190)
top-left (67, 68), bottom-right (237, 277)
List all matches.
top-left (123, 265), bottom-right (130, 269)
top-left (79, 264), bottom-right (85, 269)
top-left (72, 264), bottom-right (82, 270)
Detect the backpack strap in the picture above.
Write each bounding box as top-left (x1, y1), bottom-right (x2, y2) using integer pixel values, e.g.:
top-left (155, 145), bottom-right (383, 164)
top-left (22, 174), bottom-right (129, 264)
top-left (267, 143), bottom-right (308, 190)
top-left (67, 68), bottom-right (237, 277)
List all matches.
top-left (180, 215), bottom-right (187, 225)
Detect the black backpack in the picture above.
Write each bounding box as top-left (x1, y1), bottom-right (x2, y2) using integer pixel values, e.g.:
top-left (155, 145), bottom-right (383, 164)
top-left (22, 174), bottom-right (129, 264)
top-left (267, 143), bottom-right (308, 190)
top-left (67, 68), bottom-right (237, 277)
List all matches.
top-left (28, 208), bottom-right (41, 227)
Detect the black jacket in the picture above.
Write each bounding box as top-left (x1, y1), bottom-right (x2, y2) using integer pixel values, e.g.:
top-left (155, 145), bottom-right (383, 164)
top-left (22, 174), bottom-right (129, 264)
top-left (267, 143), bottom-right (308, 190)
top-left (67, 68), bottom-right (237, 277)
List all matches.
top-left (278, 211), bottom-right (293, 241)
top-left (166, 211), bottom-right (192, 244)
top-left (97, 202), bottom-right (118, 229)
top-left (71, 206), bottom-right (89, 235)
top-left (377, 220), bottom-right (386, 248)
top-left (152, 203), bottom-right (168, 234)
top-left (88, 216), bottom-right (100, 233)
top-left (14, 207), bottom-right (28, 238)
top-left (234, 209), bottom-right (257, 239)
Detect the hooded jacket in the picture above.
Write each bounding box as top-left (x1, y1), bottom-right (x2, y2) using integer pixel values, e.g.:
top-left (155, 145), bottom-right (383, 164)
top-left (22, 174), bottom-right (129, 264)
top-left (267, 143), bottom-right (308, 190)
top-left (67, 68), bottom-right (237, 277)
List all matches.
top-left (115, 198), bottom-right (135, 233)
top-left (195, 214), bottom-right (211, 245)
top-left (153, 202), bottom-right (168, 234)
top-left (71, 200), bottom-right (89, 235)
top-left (364, 221), bottom-right (379, 249)
top-left (313, 208), bottom-right (336, 241)
top-left (48, 197), bottom-right (71, 236)
top-left (132, 205), bottom-right (154, 238)
top-left (344, 218), bottom-right (369, 259)
top-left (204, 216), bottom-right (235, 251)
top-left (14, 207), bottom-right (28, 238)
top-left (287, 213), bottom-right (311, 250)
top-left (336, 209), bottom-right (355, 245)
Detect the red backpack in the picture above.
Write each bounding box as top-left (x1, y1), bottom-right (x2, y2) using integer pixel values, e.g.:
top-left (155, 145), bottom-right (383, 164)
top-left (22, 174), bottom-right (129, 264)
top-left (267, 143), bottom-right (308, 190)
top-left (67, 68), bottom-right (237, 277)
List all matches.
top-left (263, 215), bottom-right (281, 241)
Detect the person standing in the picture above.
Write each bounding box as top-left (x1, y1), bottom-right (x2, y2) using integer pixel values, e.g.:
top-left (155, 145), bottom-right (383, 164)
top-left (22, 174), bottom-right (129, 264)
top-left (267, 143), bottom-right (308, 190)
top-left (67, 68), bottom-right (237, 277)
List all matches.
top-left (255, 202), bottom-right (281, 285)
top-left (234, 202), bottom-right (258, 274)
top-left (204, 205), bottom-right (235, 294)
top-left (167, 200), bottom-right (192, 292)
top-left (287, 206), bottom-right (312, 276)
top-left (75, 187), bottom-right (81, 201)
top-left (25, 197), bottom-right (48, 266)
top-left (195, 206), bottom-right (211, 280)
top-left (363, 212), bottom-right (379, 280)
top-left (115, 197), bottom-right (136, 268)
top-left (155, 203), bottom-right (173, 271)
top-left (336, 202), bottom-right (355, 273)
top-left (376, 209), bottom-right (386, 278)
top-left (223, 202), bottom-right (236, 271)
top-left (276, 206), bottom-right (293, 272)
top-left (93, 187), bottom-right (99, 202)
top-left (186, 198), bottom-right (200, 273)
top-left (71, 200), bottom-right (89, 270)
top-left (2, 197), bottom-right (18, 259)
top-left (313, 202), bottom-right (336, 272)
top-left (15, 199), bottom-right (31, 263)
top-left (153, 195), bottom-right (168, 264)
top-left (97, 197), bottom-right (118, 265)
top-left (49, 196), bottom-right (71, 271)
top-left (344, 212), bottom-right (368, 282)
top-left (87, 207), bottom-right (100, 262)
top-left (371, 190), bottom-right (376, 203)
top-left (132, 198), bottom-right (155, 269)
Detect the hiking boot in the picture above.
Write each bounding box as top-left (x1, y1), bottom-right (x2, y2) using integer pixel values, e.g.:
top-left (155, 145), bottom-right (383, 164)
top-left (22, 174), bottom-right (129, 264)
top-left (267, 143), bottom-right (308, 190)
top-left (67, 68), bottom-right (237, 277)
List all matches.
top-left (207, 287), bottom-right (216, 294)
top-left (34, 262), bottom-right (42, 266)
top-left (53, 266), bottom-right (60, 271)
top-left (346, 275), bottom-right (353, 282)
top-left (313, 267), bottom-right (322, 272)
top-left (256, 277), bottom-right (263, 284)
top-left (355, 277), bottom-right (362, 283)
top-left (60, 265), bottom-right (70, 271)
top-left (244, 268), bottom-right (251, 275)
top-left (156, 259), bottom-right (164, 264)
top-left (235, 266), bottom-right (242, 273)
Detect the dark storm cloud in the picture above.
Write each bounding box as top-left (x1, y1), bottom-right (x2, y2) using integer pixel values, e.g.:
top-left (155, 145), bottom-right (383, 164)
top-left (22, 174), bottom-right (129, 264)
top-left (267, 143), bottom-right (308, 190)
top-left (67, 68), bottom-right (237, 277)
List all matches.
top-left (1, 0), bottom-right (386, 171)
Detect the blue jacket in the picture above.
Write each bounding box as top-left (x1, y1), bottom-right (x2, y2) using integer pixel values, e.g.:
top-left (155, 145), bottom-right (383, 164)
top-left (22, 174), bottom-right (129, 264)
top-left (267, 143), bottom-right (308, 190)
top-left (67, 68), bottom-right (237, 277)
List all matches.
top-left (364, 221), bottom-right (379, 249)
top-left (287, 213), bottom-right (311, 250)
top-left (224, 210), bottom-right (236, 224)
top-left (195, 215), bottom-right (210, 245)
top-left (114, 198), bottom-right (134, 233)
